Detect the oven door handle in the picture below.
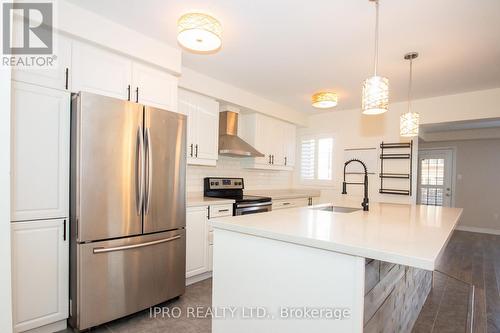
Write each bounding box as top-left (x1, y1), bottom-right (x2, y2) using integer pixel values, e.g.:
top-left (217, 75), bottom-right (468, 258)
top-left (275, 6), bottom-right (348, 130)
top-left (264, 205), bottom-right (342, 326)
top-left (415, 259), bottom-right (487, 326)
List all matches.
top-left (236, 201), bottom-right (272, 208)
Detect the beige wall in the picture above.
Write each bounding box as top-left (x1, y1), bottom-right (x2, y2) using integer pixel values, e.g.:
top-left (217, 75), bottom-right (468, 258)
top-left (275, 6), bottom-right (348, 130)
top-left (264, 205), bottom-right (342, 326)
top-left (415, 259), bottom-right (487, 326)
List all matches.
top-left (420, 139), bottom-right (500, 233)
top-left (296, 88), bottom-right (500, 206)
top-left (179, 67), bottom-right (308, 126)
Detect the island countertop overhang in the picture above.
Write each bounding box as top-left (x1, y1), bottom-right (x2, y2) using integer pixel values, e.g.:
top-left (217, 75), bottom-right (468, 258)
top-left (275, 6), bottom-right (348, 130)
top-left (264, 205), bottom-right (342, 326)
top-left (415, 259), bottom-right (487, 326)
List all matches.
top-left (210, 202), bottom-right (463, 271)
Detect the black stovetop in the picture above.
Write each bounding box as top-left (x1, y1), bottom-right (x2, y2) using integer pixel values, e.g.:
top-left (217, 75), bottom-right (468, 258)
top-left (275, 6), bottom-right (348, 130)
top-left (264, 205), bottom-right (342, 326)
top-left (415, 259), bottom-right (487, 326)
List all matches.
top-left (203, 177), bottom-right (271, 205)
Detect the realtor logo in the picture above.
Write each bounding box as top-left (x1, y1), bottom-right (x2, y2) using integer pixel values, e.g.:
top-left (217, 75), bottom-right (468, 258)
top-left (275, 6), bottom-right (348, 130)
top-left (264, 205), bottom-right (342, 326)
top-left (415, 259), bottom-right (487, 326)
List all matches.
top-left (2, 1), bottom-right (55, 67)
top-left (3, 2), bottom-right (53, 54)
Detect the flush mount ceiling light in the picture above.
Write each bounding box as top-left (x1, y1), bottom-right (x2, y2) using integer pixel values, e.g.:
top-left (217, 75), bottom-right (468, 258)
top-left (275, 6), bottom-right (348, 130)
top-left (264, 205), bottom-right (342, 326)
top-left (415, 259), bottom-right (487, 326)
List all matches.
top-left (177, 13), bottom-right (222, 53)
top-left (400, 52), bottom-right (420, 137)
top-left (312, 92), bottom-right (338, 109)
top-left (362, 0), bottom-right (389, 115)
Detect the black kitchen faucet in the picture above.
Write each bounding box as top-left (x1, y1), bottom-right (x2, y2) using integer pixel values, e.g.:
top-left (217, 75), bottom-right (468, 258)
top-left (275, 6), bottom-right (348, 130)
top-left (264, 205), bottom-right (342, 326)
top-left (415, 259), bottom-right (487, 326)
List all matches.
top-left (342, 159), bottom-right (369, 211)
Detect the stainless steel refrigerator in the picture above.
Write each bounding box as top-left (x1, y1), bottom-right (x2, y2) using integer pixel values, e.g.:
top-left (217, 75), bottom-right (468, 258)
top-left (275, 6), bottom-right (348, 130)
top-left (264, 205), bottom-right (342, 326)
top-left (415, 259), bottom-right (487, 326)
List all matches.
top-left (69, 92), bottom-right (186, 330)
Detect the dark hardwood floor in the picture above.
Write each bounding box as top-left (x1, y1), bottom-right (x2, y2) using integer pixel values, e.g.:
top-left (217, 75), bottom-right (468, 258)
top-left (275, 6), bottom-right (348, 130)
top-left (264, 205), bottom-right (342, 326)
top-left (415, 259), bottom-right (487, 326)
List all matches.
top-left (413, 231), bottom-right (500, 333)
top-left (59, 230), bottom-right (499, 333)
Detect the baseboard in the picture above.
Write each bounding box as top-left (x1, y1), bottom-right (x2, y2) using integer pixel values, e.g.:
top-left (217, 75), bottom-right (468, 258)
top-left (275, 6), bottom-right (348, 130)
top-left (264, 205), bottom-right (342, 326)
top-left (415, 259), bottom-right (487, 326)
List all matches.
top-left (20, 319), bottom-right (66, 333)
top-left (456, 225), bottom-right (500, 235)
top-left (186, 271), bottom-right (212, 286)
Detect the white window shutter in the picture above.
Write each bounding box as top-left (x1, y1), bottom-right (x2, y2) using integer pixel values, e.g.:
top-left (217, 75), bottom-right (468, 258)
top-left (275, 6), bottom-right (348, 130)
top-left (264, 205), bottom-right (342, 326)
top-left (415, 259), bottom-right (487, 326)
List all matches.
top-left (300, 139), bottom-right (315, 180)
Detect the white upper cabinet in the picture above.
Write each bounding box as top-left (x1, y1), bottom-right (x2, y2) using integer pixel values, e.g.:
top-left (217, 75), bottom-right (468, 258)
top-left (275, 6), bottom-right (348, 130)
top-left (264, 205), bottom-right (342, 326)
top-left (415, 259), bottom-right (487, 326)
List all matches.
top-left (179, 89), bottom-right (219, 166)
top-left (11, 82), bottom-right (70, 222)
top-left (72, 41), bottom-right (132, 100)
top-left (72, 41), bottom-right (179, 111)
top-left (186, 206), bottom-right (209, 278)
top-left (132, 62), bottom-right (178, 111)
top-left (283, 122), bottom-right (296, 167)
top-left (240, 113), bottom-right (296, 170)
top-left (12, 33), bottom-right (72, 92)
top-left (11, 219), bottom-right (68, 333)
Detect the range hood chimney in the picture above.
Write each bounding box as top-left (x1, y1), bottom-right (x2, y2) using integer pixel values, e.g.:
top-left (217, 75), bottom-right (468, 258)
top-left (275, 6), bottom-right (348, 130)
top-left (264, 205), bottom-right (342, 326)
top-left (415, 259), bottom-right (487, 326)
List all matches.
top-left (218, 110), bottom-right (264, 157)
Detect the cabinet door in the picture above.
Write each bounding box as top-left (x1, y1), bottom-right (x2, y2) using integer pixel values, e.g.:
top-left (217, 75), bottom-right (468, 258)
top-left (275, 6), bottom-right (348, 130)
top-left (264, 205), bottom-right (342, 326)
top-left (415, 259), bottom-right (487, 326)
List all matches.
top-left (11, 219), bottom-right (68, 332)
top-left (284, 122), bottom-right (296, 167)
top-left (132, 62), bottom-right (178, 111)
top-left (72, 41), bottom-right (132, 100)
top-left (272, 119), bottom-right (287, 166)
top-left (178, 89), bottom-right (198, 161)
top-left (186, 206), bottom-right (209, 278)
top-left (253, 114), bottom-right (273, 166)
top-left (195, 97), bottom-right (219, 161)
top-left (11, 82), bottom-right (70, 221)
top-left (12, 34), bottom-right (72, 91)
top-left (179, 89), bottom-right (219, 165)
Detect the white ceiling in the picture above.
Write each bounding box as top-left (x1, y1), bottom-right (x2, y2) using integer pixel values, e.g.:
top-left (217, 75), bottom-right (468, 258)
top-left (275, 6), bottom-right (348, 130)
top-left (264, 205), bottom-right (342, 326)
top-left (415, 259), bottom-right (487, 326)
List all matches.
top-left (65, 0), bottom-right (500, 113)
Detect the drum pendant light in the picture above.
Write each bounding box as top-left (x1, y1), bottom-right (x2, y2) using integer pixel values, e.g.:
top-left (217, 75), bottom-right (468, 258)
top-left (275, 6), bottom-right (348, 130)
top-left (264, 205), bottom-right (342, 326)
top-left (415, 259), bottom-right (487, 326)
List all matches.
top-left (400, 52), bottom-right (420, 137)
top-left (362, 0), bottom-right (389, 115)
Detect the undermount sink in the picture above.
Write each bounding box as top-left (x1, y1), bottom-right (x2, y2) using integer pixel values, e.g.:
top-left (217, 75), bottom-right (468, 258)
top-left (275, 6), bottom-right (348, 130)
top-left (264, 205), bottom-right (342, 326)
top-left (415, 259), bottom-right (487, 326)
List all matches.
top-left (313, 206), bottom-right (361, 213)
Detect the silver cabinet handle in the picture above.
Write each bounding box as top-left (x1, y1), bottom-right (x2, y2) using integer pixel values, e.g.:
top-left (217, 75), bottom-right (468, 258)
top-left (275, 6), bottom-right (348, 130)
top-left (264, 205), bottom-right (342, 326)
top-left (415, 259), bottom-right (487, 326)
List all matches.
top-left (282, 202), bottom-right (291, 205)
top-left (144, 127), bottom-right (153, 215)
top-left (93, 235), bottom-right (181, 254)
top-left (218, 209), bottom-right (229, 212)
top-left (136, 126), bottom-right (145, 215)
top-left (195, 144), bottom-right (198, 158)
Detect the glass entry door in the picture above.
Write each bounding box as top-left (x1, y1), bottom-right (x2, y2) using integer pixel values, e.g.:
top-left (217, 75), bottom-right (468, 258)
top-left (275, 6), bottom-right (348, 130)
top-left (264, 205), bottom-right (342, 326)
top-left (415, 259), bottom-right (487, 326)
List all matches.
top-left (418, 149), bottom-right (454, 207)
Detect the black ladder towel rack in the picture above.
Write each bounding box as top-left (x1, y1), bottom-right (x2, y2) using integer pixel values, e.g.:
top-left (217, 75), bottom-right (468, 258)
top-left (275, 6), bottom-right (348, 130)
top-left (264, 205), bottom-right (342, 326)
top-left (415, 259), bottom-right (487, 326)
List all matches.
top-left (379, 141), bottom-right (413, 196)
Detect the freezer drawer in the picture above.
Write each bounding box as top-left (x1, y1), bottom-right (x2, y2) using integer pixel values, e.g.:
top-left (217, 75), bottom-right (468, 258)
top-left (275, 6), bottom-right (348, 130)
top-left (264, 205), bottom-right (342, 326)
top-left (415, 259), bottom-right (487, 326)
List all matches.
top-left (75, 230), bottom-right (185, 330)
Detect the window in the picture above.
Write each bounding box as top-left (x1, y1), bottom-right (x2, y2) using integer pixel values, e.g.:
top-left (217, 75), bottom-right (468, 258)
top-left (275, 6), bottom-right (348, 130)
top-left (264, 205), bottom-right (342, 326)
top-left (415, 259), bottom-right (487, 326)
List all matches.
top-left (300, 136), bottom-right (334, 183)
top-left (419, 158), bottom-right (445, 206)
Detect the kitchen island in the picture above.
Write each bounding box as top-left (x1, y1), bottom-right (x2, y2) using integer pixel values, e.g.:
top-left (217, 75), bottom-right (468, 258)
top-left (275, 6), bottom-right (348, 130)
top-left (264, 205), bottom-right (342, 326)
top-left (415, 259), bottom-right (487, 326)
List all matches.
top-left (210, 201), bottom-right (463, 333)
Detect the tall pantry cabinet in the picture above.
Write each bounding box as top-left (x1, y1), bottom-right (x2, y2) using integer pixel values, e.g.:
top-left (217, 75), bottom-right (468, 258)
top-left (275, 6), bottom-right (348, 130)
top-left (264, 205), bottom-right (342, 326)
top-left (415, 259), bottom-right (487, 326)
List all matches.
top-left (10, 80), bottom-right (70, 333)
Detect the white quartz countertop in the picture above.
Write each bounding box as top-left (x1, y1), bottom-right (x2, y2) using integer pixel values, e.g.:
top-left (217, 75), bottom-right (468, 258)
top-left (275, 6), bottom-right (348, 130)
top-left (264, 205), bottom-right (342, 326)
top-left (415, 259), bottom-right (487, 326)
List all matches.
top-left (211, 200), bottom-right (463, 271)
top-left (244, 189), bottom-right (321, 200)
top-left (186, 193), bottom-right (235, 207)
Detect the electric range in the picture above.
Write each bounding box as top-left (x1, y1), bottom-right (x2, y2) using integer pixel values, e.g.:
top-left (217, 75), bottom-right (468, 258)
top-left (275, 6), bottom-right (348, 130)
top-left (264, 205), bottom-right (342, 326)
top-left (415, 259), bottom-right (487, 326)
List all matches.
top-left (203, 177), bottom-right (272, 215)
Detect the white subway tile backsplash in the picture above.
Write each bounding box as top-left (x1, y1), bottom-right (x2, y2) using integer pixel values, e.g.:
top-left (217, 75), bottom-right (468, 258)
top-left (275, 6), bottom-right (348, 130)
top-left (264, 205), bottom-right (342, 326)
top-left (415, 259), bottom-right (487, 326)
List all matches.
top-left (186, 156), bottom-right (293, 192)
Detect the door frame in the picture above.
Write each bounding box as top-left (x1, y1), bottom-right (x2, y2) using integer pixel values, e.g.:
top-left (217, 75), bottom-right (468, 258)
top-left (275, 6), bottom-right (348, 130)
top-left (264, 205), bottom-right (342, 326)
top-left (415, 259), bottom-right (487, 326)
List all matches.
top-left (417, 147), bottom-right (457, 207)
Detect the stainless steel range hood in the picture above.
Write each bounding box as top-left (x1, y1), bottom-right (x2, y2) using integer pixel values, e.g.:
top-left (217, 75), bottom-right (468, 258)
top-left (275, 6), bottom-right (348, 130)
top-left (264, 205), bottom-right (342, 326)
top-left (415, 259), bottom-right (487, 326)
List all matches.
top-left (219, 111), bottom-right (264, 157)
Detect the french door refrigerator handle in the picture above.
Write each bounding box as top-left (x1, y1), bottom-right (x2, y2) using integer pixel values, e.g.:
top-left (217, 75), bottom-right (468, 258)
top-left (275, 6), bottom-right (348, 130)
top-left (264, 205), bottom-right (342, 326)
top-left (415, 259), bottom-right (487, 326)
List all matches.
top-left (92, 235), bottom-right (182, 254)
top-left (136, 126), bottom-right (145, 215)
top-left (145, 127), bottom-right (153, 215)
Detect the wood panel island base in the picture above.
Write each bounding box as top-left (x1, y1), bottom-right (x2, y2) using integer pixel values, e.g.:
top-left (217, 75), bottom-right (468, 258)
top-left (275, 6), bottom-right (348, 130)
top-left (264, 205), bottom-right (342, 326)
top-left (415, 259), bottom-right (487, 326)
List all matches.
top-left (210, 202), bottom-right (462, 333)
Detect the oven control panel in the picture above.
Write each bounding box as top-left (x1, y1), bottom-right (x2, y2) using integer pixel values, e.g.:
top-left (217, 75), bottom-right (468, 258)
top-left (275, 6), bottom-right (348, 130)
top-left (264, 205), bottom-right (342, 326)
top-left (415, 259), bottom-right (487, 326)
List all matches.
top-left (204, 177), bottom-right (244, 190)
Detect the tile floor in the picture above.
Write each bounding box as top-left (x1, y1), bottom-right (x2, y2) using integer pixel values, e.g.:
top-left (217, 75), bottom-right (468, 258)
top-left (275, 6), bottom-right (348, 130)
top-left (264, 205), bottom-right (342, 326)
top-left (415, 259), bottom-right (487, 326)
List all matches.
top-left (60, 230), bottom-right (500, 333)
top-left (60, 279), bottom-right (212, 333)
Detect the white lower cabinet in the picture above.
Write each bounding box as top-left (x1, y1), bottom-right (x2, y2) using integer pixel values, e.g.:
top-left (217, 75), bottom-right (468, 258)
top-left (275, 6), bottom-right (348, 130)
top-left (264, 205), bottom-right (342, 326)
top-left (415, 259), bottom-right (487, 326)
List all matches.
top-left (186, 206), bottom-right (209, 278)
top-left (272, 197), bottom-right (318, 210)
top-left (186, 204), bottom-right (232, 282)
top-left (11, 219), bottom-right (69, 333)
